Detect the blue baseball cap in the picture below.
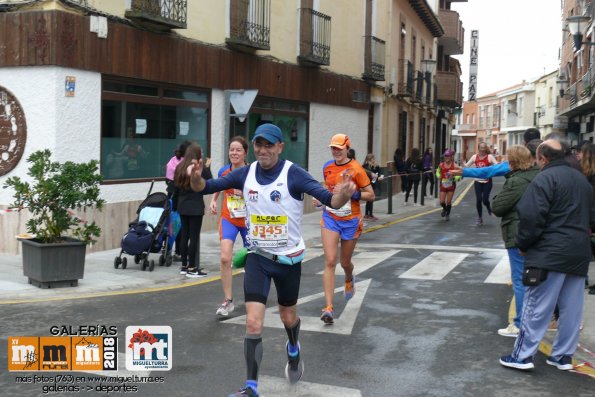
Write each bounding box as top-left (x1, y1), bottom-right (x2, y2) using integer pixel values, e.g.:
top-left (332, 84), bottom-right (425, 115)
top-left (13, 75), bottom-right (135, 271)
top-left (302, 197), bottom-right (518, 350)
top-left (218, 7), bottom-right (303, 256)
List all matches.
top-left (252, 124), bottom-right (283, 144)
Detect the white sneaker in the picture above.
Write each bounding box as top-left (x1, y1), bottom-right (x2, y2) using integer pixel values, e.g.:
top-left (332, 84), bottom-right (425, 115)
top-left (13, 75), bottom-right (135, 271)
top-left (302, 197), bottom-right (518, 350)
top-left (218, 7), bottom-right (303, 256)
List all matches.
top-left (497, 323), bottom-right (519, 338)
top-left (216, 299), bottom-right (234, 316)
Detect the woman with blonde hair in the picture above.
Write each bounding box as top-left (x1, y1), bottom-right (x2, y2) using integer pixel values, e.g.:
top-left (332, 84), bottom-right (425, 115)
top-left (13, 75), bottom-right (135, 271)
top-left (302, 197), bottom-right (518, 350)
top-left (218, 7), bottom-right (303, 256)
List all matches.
top-left (492, 145), bottom-right (540, 337)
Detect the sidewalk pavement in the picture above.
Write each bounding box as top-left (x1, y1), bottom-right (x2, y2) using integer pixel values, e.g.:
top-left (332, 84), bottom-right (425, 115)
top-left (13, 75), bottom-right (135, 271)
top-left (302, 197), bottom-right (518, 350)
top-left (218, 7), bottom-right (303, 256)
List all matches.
top-left (0, 179), bottom-right (593, 376)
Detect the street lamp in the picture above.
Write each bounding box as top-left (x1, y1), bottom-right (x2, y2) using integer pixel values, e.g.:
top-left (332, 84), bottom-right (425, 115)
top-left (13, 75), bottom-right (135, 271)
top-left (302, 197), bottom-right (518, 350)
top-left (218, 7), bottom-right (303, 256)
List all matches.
top-left (557, 74), bottom-right (569, 98)
top-left (421, 59), bottom-right (437, 74)
top-left (567, 15), bottom-right (591, 50)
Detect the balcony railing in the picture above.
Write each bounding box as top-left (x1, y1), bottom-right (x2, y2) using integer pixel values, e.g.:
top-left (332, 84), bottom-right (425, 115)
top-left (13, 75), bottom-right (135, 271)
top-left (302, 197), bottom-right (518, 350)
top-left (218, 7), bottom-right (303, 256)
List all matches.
top-left (362, 36), bottom-right (385, 81)
top-left (226, 0), bottom-right (271, 51)
top-left (457, 124), bottom-right (478, 132)
top-left (397, 59), bottom-right (414, 97)
top-left (436, 70), bottom-right (462, 107)
top-left (298, 8), bottom-right (331, 66)
top-left (438, 9), bottom-right (464, 55)
top-left (413, 71), bottom-right (424, 103)
top-left (560, 66), bottom-right (595, 113)
top-left (125, 0), bottom-right (187, 30)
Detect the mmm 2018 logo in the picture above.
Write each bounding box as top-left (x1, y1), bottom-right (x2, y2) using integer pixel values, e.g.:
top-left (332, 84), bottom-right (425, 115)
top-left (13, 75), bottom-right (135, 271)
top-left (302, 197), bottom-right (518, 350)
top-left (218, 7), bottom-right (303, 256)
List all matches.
top-left (8, 336), bottom-right (117, 371)
top-left (125, 326), bottom-right (172, 371)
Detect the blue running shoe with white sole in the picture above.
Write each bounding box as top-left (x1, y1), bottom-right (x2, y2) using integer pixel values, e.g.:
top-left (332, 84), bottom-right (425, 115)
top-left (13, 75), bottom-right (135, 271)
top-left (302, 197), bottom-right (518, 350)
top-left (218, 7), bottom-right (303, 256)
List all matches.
top-left (499, 354), bottom-right (534, 370)
top-left (228, 386), bottom-right (258, 397)
top-left (546, 355), bottom-right (573, 370)
top-left (285, 342), bottom-right (304, 384)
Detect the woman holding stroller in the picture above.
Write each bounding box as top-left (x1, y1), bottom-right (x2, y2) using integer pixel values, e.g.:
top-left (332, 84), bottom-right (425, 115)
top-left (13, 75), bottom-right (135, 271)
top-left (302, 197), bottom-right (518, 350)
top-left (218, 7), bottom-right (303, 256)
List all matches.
top-left (173, 143), bottom-right (212, 277)
top-left (209, 136), bottom-right (250, 316)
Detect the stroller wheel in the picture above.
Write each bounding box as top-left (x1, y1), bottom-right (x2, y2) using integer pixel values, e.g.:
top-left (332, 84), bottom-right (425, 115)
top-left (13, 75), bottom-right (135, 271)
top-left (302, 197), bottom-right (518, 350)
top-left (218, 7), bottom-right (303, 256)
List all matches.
top-left (149, 259), bottom-right (155, 272)
top-left (122, 257), bottom-right (128, 269)
top-left (114, 257), bottom-right (120, 269)
top-left (165, 254), bottom-right (172, 267)
top-left (159, 254), bottom-right (165, 266)
top-left (142, 259), bottom-right (148, 271)
top-left (134, 255), bottom-right (141, 264)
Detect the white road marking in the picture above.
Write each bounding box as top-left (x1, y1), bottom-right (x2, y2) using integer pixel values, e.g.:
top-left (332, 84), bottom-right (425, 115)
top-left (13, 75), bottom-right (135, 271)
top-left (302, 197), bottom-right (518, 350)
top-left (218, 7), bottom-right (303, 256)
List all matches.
top-left (399, 252), bottom-right (469, 280)
top-left (223, 279), bottom-right (372, 335)
top-left (303, 248), bottom-right (324, 263)
top-left (316, 250), bottom-right (400, 276)
top-left (353, 243), bottom-right (505, 253)
top-left (484, 255), bottom-right (511, 284)
top-left (258, 375), bottom-right (362, 396)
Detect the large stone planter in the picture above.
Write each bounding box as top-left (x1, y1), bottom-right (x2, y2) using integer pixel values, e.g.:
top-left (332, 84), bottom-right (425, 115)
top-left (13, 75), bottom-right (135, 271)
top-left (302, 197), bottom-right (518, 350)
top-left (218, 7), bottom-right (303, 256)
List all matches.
top-left (20, 238), bottom-right (86, 288)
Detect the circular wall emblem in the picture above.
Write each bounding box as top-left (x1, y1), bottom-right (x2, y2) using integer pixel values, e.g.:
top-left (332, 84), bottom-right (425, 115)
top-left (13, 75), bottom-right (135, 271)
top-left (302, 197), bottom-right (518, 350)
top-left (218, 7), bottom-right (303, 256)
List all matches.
top-left (0, 87), bottom-right (27, 176)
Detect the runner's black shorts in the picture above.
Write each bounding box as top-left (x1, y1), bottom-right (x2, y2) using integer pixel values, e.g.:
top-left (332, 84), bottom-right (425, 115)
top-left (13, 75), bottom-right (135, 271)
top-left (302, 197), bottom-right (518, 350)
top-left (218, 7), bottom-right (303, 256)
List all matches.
top-left (244, 253), bottom-right (302, 306)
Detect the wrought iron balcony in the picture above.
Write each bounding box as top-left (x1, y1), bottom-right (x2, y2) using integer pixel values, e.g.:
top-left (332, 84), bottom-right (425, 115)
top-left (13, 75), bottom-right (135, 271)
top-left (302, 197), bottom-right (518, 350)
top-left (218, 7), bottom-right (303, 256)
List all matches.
top-left (298, 8), bottom-right (331, 66)
top-left (397, 59), bottom-right (414, 97)
top-left (362, 36), bottom-right (385, 81)
top-left (226, 0), bottom-right (271, 51)
top-left (125, 0), bottom-right (187, 31)
top-left (413, 71), bottom-right (424, 103)
top-left (558, 66), bottom-right (595, 117)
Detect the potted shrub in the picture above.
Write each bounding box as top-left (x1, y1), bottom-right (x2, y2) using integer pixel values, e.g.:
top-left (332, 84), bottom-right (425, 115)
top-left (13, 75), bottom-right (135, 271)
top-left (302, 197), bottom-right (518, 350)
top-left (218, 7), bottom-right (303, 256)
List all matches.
top-left (3, 149), bottom-right (105, 288)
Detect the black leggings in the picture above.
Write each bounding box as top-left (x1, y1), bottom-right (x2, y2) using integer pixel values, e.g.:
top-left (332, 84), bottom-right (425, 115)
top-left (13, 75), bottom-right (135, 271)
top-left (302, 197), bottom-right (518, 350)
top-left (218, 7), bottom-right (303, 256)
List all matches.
top-left (406, 179), bottom-right (420, 203)
top-left (399, 173), bottom-right (408, 193)
top-left (474, 180), bottom-right (493, 218)
top-left (422, 172), bottom-right (434, 196)
top-left (365, 200), bottom-right (374, 216)
top-left (179, 214), bottom-right (203, 268)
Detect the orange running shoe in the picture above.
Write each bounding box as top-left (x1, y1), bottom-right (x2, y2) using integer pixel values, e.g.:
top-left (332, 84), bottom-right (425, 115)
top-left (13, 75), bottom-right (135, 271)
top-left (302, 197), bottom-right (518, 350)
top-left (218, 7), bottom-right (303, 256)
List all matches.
top-left (344, 276), bottom-right (355, 301)
top-left (320, 305), bottom-right (334, 324)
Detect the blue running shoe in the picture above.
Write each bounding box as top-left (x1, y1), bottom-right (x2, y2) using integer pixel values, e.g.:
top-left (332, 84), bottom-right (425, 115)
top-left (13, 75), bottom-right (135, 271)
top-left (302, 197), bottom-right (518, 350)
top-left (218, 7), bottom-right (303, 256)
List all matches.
top-left (546, 355), bottom-right (573, 370)
top-left (228, 386), bottom-right (258, 397)
top-left (499, 354), bottom-right (534, 370)
top-left (285, 342), bottom-right (304, 384)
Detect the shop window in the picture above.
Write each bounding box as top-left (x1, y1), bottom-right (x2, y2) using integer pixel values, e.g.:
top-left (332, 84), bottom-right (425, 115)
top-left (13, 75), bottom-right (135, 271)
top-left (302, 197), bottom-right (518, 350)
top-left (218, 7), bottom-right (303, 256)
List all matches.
top-left (101, 79), bottom-right (209, 182)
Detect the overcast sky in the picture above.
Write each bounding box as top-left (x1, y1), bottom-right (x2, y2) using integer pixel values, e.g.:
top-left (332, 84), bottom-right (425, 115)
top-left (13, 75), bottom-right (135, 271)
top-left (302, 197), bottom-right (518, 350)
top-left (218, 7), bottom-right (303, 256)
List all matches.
top-left (451, 0), bottom-right (562, 99)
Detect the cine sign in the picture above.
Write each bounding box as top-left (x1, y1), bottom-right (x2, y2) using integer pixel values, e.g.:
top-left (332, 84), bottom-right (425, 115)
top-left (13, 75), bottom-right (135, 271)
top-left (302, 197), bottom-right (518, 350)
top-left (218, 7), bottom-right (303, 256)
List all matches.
top-left (469, 30), bottom-right (479, 101)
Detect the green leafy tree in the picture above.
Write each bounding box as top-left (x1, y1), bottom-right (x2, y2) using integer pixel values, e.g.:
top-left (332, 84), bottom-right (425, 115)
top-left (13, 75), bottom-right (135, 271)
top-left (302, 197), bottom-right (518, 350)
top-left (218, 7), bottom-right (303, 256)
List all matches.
top-left (3, 149), bottom-right (105, 244)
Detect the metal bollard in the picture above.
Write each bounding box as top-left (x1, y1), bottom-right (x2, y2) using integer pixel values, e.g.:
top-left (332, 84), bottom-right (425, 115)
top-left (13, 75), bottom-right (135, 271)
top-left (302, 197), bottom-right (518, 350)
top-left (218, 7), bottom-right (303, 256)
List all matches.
top-left (421, 173), bottom-right (425, 206)
top-left (387, 170), bottom-right (393, 214)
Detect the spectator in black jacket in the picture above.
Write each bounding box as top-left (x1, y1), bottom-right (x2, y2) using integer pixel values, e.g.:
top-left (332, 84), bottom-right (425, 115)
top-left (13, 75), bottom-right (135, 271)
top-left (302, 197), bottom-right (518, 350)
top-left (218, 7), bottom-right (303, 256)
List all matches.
top-left (404, 148), bottom-right (423, 206)
top-left (499, 139), bottom-right (592, 372)
top-left (173, 143), bottom-right (213, 277)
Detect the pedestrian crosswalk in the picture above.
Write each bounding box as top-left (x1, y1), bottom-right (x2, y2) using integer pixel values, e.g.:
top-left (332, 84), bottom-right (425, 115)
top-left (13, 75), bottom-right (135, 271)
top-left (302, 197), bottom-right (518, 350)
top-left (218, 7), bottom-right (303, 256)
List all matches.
top-left (306, 243), bottom-right (510, 284)
top-left (399, 252), bottom-right (469, 280)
